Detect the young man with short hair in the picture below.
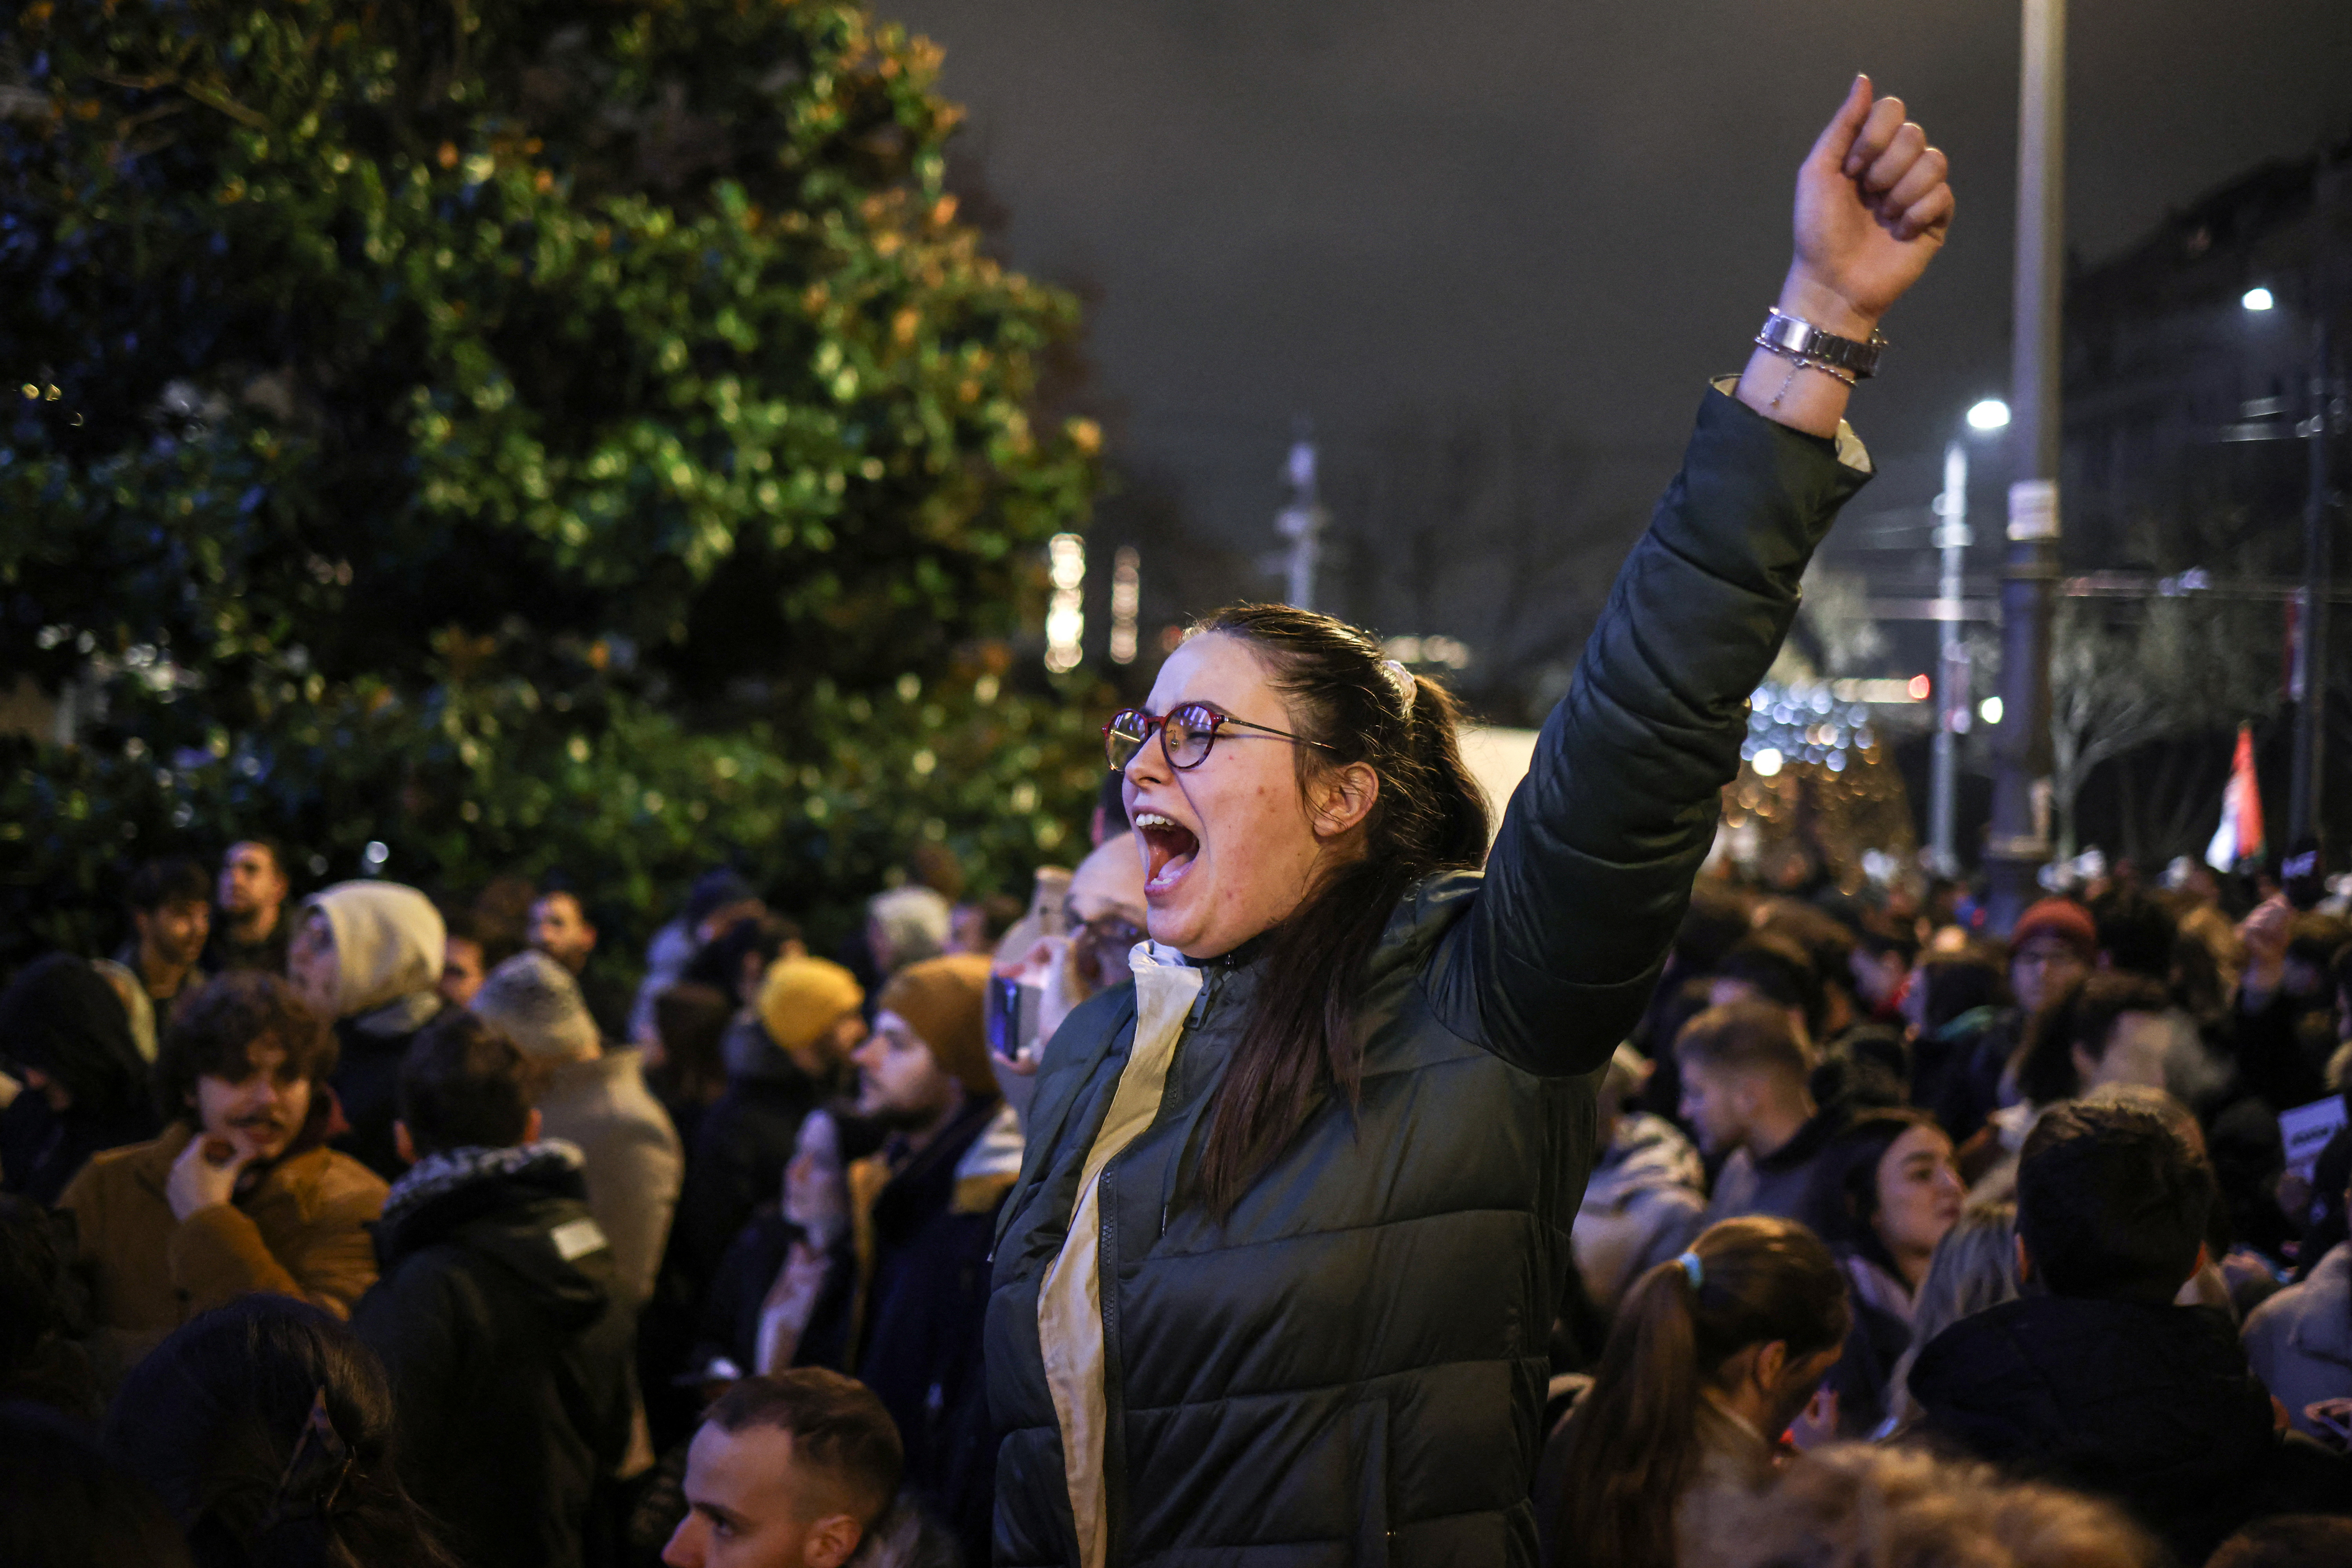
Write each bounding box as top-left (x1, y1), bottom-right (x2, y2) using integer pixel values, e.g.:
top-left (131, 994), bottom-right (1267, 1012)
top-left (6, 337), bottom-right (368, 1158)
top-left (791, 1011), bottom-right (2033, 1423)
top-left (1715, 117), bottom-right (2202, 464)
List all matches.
top-left (664, 1369), bottom-right (903, 1568)
top-left (1677, 1000), bottom-right (1842, 1231)
top-left (1908, 1099), bottom-right (2351, 1564)
top-left (473, 949), bottom-right (681, 1313)
top-left (117, 855), bottom-right (212, 1008)
top-left (352, 1010), bottom-right (634, 1568)
top-left (205, 837), bottom-right (292, 975)
top-left (60, 971), bottom-right (386, 1350)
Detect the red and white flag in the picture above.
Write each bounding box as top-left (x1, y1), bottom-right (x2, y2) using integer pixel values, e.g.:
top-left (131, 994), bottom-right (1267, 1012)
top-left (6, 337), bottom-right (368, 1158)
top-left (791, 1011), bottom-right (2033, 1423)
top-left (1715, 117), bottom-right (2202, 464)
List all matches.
top-left (2205, 724), bottom-right (2266, 872)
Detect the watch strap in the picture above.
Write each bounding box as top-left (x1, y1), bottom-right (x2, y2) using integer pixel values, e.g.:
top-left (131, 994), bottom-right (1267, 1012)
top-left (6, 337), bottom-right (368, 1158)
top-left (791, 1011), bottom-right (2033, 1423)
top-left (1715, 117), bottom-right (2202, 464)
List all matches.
top-left (1757, 308), bottom-right (1886, 379)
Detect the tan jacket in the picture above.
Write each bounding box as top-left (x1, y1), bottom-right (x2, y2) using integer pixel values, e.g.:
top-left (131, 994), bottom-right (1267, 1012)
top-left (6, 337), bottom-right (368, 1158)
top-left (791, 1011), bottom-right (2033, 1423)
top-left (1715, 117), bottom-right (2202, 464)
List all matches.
top-left (60, 1122), bottom-right (388, 1336)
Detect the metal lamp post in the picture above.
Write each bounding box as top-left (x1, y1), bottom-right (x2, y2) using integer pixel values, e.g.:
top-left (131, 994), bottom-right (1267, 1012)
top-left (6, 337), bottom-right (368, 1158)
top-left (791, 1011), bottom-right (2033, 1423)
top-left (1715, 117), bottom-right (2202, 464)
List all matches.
top-left (1985, 0), bottom-right (2068, 933)
top-left (1929, 399), bottom-right (2012, 877)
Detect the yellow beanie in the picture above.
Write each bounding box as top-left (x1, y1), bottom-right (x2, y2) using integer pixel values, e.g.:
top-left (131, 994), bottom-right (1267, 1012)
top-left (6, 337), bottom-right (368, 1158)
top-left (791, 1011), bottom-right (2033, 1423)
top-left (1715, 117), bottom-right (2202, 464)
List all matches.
top-left (757, 957), bottom-right (866, 1056)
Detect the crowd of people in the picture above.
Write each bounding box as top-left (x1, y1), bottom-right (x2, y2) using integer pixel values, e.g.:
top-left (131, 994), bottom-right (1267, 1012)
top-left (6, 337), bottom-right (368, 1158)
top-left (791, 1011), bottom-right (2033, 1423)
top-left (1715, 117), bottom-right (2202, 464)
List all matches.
top-left (8, 788), bottom-right (2352, 1568)
top-left (0, 798), bottom-right (1148, 1568)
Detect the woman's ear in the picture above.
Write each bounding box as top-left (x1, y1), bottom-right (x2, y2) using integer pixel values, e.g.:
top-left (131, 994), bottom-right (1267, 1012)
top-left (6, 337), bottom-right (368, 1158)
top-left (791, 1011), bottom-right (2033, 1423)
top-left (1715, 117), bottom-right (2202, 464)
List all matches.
top-left (1753, 1338), bottom-right (1790, 1391)
top-left (1308, 761), bottom-right (1380, 840)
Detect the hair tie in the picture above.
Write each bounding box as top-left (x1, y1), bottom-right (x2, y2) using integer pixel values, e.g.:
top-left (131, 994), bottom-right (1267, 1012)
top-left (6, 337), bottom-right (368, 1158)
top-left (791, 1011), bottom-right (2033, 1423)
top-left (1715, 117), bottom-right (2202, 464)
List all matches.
top-left (1677, 1251), bottom-right (1704, 1290)
top-left (260, 1387), bottom-right (354, 1532)
top-left (1383, 659), bottom-right (1417, 715)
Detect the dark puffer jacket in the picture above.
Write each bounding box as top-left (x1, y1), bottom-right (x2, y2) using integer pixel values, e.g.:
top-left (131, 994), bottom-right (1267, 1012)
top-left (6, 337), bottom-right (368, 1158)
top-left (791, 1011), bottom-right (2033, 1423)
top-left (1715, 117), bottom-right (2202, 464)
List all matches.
top-left (987, 388), bottom-right (1870, 1568)
top-left (1909, 1293), bottom-right (2352, 1564)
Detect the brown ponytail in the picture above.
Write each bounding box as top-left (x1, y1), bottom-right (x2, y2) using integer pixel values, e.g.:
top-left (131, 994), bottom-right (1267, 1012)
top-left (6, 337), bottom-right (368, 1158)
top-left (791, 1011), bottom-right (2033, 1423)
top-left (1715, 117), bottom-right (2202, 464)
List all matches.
top-left (1179, 605), bottom-right (1490, 1218)
top-left (1551, 1217), bottom-right (1849, 1568)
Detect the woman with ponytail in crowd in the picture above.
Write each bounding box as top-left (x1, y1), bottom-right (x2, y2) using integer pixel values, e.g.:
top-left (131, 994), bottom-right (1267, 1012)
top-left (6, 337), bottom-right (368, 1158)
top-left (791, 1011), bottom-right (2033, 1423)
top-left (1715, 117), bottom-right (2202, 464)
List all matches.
top-left (1543, 1218), bottom-right (1850, 1568)
top-left (986, 78), bottom-right (1955, 1568)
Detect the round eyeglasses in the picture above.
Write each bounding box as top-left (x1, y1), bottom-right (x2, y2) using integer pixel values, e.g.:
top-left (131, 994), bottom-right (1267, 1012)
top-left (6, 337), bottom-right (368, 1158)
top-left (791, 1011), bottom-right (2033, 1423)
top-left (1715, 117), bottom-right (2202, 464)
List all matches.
top-left (1103, 703), bottom-right (1335, 772)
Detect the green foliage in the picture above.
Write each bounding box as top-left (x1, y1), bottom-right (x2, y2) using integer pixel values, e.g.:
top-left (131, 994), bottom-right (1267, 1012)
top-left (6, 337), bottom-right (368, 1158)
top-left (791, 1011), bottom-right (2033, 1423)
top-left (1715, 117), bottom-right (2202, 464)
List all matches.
top-left (1, 0), bottom-right (1107, 962)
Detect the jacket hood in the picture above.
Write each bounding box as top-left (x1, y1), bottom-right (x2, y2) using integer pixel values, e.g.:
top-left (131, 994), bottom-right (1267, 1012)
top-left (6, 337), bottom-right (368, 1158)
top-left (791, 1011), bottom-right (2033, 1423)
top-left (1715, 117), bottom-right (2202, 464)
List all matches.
top-left (1910, 1294), bottom-right (2276, 1494)
top-left (374, 1140), bottom-right (613, 1327)
top-left (1589, 1111), bottom-right (1704, 1203)
top-left (305, 882), bottom-right (445, 1018)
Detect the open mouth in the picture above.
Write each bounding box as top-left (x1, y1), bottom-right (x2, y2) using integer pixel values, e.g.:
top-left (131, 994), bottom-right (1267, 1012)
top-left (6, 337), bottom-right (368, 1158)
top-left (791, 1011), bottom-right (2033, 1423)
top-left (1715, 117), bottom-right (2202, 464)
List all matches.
top-left (1133, 810), bottom-right (1200, 896)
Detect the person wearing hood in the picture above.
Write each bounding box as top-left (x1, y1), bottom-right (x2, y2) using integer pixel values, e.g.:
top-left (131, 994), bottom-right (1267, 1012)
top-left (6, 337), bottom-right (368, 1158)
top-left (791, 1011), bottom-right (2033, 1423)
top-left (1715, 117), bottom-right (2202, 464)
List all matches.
top-left (289, 881), bottom-right (448, 1180)
top-left (1573, 1045), bottom-right (1707, 1316)
top-left (1907, 1098), bottom-right (2352, 1564)
top-left (60, 971), bottom-right (387, 1365)
top-left (0, 953), bottom-right (160, 1205)
top-left (473, 949), bottom-right (682, 1314)
top-left (352, 1010), bottom-right (635, 1568)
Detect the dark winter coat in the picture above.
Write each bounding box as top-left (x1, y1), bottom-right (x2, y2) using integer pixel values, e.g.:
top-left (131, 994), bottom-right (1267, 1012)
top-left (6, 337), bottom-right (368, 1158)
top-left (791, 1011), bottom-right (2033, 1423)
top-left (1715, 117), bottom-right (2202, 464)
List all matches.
top-left (665, 1024), bottom-right (831, 1292)
top-left (0, 954), bottom-right (157, 1206)
top-left (987, 388), bottom-right (1872, 1568)
top-left (330, 1000), bottom-right (446, 1181)
top-left (1910, 1293), bottom-right (2352, 1563)
top-left (351, 1142), bottom-right (635, 1568)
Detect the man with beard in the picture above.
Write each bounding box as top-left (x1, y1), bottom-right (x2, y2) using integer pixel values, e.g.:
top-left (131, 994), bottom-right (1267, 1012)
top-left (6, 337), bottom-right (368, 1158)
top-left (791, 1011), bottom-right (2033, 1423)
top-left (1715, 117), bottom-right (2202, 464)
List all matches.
top-left (203, 838), bottom-right (292, 975)
top-left (786, 953), bottom-right (1003, 1563)
top-left (59, 971), bottom-right (387, 1364)
top-left (116, 856), bottom-right (212, 1011)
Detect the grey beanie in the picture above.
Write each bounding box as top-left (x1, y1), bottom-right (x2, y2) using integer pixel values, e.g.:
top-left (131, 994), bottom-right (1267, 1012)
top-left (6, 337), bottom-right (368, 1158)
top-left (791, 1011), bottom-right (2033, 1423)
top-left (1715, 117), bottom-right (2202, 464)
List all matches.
top-left (471, 950), bottom-right (601, 1061)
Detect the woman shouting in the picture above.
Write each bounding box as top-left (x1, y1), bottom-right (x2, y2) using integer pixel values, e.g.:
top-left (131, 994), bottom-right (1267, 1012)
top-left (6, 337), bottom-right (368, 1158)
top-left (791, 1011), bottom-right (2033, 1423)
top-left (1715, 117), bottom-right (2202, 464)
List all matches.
top-left (988, 76), bottom-right (1953, 1568)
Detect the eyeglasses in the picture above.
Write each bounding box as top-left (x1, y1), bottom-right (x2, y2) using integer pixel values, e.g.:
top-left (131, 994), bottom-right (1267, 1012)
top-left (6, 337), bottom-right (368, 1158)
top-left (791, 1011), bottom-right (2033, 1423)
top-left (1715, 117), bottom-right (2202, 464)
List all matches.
top-left (1102, 703), bottom-right (1335, 772)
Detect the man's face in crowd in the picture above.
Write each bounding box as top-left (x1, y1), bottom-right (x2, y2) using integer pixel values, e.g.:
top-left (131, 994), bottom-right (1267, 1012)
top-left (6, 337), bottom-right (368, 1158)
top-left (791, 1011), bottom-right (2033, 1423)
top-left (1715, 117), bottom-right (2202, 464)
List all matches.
top-left (191, 1037), bottom-right (313, 1163)
top-left (287, 910), bottom-right (341, 1019)
top-left (440, 936), bottom-right (487, 1008)
top-left (531, 893), bottom-right (597, 972)
top-left (1677, 1062), bottom-right (1754, 1159)
top-left (851, 1011), bottom-right (957, 1130)
top-left (218, 842), bottom-right (289, 920)
top-left (2010, 933), bottom-right (2088, 1016)
top-left (664, 1421), bottom-right (866, 1568)
top-left (138, 897), bottom-right (211, 967)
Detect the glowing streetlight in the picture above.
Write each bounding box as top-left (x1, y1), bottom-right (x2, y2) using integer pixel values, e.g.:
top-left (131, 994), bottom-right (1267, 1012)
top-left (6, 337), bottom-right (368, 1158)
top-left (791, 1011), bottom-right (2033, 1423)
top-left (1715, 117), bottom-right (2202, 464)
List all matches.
top-left (2241, 287), bottom-right (2276, 313)
top-left (1966, 398), bottom-right (2011, 431)
top-left (1980, 695), bottom-right (2004, 725)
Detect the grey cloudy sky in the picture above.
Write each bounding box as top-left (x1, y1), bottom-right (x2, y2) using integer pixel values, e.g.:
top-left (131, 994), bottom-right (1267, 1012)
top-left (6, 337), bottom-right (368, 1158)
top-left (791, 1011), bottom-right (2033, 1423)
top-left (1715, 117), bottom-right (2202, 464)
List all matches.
top-left (887, 0), bottom-right (2352, 662)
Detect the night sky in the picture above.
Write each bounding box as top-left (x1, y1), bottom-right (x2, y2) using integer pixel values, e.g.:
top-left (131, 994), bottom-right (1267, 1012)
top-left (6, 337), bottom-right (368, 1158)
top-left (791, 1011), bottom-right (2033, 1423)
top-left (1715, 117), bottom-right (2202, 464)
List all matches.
top-left (887, 0), bottom-right (2352, 683)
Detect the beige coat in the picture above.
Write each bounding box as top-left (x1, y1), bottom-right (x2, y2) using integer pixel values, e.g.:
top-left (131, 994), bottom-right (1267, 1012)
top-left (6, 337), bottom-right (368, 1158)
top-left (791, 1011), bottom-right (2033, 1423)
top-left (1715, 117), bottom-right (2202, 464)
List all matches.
top-left (60, 1122), bottom-right (388, 1340)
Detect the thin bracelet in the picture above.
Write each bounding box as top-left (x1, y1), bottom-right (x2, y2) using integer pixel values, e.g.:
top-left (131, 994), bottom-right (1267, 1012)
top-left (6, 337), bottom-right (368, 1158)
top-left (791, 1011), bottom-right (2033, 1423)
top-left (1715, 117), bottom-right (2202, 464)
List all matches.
top-left (1752, 333), bottom-right (1862, 386)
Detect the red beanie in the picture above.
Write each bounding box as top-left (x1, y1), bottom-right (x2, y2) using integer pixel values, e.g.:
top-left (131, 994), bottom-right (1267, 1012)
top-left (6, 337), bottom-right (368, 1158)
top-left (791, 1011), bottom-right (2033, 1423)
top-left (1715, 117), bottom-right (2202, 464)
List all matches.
top-left (2011, 897), bottom-right (2097, 959)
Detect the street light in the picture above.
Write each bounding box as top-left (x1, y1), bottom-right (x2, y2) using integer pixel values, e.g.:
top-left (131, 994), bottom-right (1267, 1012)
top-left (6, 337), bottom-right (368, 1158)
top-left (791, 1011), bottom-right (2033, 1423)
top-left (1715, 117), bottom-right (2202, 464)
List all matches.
top-left (1927, 400), bottom-right (2012, 877)
top-left (2243, 287), bottom-right (2277, 313)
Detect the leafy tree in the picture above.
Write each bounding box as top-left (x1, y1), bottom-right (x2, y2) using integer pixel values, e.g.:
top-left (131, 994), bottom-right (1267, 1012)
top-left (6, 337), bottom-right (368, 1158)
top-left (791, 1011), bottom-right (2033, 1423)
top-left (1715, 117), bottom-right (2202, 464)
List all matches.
top-left (1, 0), bottom-right (1106, 965)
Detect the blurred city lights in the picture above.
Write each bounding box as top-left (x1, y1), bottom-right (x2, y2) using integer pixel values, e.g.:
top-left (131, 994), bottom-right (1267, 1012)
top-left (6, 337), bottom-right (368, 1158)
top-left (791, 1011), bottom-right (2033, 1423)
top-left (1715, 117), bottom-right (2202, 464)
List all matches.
top-left (1979, 695), bottom-right (2004, 724)
top-left (1907, 673), bottom-right (1933, 701)
top-left (2241, 287), bottom-right (2276, 312)
top-left (1752, 748), bottom-right (1783, 778)
top-left (1045, 534), bottom-right (1085, 673)
top-left (1965, 398), bottom-right (2011, 431)
top-left (1108, 546), bottom-right (1141, 665)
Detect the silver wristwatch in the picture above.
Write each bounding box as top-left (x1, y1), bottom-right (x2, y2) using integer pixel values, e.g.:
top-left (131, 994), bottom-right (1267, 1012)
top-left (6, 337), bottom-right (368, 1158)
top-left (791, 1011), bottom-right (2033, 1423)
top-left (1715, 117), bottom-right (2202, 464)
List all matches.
top-left (1756, 308), bottom-right (1887, 380)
